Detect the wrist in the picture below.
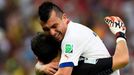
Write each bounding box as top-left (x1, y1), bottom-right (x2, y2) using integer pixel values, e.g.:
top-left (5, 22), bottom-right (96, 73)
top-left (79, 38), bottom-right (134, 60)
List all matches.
top-left (35, 62), bottom-right (44, 71)
top-left (116, 37), bottom-right (126, 43)
top-left (35, 63), bottom-right (42, 70)
top-left (115, 32), bottom-right (126, 40)
top-left (115, 32), bottom-right (126, 43)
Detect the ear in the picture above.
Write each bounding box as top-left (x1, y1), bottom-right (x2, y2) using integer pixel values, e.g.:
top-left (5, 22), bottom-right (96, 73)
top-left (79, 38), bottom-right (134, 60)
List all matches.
top-left (62, 13), bottom-right (67, 21)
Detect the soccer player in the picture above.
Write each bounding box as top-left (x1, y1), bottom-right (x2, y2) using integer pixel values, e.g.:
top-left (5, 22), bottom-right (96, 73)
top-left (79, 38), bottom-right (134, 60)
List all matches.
top-left (37, 1), bottom-right (129, 75)
top-left (31, 32), bottom-right (60, 75)
top-left (32, 24), bottom-right (128, 75)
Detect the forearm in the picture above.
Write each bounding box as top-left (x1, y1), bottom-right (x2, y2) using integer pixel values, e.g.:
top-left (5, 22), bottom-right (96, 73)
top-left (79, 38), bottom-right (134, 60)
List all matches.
top-left (54, 67), bottom-right (73, 75)
top-left (35, 61), bottom-right (58, 75)
top-left (35, 68), bottom-right (46, 75)
top-left (35, 61), bottom-right (46, 75)
top-left (112, 39), bottom-right (129, 70)
top-left (104, 16), bottom-right (129, 71)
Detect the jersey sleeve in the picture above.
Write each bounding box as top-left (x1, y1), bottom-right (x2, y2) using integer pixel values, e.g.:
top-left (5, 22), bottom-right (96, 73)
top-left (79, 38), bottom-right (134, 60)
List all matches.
top-left (59, 40), bottom-right (85, 68)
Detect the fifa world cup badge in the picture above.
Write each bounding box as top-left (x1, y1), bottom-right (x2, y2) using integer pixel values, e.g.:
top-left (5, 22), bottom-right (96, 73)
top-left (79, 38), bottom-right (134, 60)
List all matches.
top-left (65, 44), bottom-right (73, 53)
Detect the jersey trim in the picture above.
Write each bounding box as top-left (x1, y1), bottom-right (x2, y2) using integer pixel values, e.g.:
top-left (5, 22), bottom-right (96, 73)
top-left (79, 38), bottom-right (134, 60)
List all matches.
top-left (59, 62), bottom-right (74, 68)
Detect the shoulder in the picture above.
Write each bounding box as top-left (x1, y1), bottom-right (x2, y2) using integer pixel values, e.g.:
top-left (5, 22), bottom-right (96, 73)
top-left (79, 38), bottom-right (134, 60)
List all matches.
top-left (69, 21), bottom-right (91, 31)
top-left (62, 21), bottom-right (96, 44)
top-left (64, 22), bottom-right (95, 42)
top-left (61, 23), bottom-right (92, 50)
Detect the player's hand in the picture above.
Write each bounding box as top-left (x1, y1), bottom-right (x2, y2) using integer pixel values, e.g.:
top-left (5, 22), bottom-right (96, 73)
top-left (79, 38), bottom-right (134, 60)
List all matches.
top-left (104, 16), bottom-right (126, 35)
top-left (35, 61), bottom-right (59, 75)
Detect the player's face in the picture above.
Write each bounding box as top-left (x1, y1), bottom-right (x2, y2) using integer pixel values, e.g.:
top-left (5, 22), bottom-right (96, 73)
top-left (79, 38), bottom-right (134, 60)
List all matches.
top-left (40, 10), bottom-right (68, 42)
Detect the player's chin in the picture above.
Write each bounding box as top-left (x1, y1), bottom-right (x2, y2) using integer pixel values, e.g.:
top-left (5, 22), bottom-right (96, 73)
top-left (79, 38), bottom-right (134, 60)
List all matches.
top-left (56, 37), bottom-right (62, 42)
top-left (57, 38), bottom-right (62, 42)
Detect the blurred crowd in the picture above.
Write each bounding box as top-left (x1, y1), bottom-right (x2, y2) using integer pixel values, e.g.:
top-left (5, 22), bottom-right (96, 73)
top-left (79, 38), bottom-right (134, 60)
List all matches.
top-left (0, 0), bottom-right (134, 75)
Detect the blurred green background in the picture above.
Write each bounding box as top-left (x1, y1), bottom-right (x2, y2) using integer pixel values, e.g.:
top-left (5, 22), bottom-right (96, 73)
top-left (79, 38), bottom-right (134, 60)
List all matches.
top-left (0, 0), bottom-right (134, 75)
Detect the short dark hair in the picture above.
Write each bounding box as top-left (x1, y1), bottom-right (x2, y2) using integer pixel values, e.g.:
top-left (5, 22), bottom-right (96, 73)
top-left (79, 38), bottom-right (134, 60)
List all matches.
top-left (38, 1), bottom-right (64, 22)
top-left (31, 32), bottom-right (60, 64)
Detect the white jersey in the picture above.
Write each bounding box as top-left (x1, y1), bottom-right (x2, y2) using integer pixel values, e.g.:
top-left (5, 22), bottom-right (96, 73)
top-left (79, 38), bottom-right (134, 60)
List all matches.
top-left (59, 21), bottom-right (119, 75)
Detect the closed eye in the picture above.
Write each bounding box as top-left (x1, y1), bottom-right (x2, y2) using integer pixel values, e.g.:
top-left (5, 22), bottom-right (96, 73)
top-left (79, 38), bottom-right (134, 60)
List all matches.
top-left (51, 23), bottom-right (58, 29)
top-left (43, 27), bottom-right (49, 31)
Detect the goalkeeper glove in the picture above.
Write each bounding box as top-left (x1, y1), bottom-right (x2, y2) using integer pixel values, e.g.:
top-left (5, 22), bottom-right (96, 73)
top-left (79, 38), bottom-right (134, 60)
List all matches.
top-left (104, 16), bottom-right (126, 43)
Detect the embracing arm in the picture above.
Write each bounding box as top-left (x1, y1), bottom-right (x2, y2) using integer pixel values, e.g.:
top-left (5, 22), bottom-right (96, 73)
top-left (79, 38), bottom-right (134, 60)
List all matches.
top-left (34, 51), bottom-right (61, 75)
top-left (54, 67), bottom-right (73, 75)
top-left (104, 16), bottom-right (129, 71)
top-left (112, 39), bottom-right (129, 71)
top-left (35, 60), bottom-right (59, 75)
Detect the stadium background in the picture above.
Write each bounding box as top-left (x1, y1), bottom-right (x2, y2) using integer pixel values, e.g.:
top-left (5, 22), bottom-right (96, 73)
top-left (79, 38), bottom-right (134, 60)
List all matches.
top-left (0, 0), bottom-right (134, 75)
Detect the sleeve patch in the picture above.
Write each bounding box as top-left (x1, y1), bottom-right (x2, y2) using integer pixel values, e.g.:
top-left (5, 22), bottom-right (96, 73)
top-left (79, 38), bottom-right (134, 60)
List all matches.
top-left (65, 44), bottom-right (73, 53)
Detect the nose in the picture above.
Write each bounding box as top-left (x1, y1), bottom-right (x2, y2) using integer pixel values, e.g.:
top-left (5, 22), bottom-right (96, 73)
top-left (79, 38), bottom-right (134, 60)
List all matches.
top-left (50, 29), bottom-right (56, 36)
